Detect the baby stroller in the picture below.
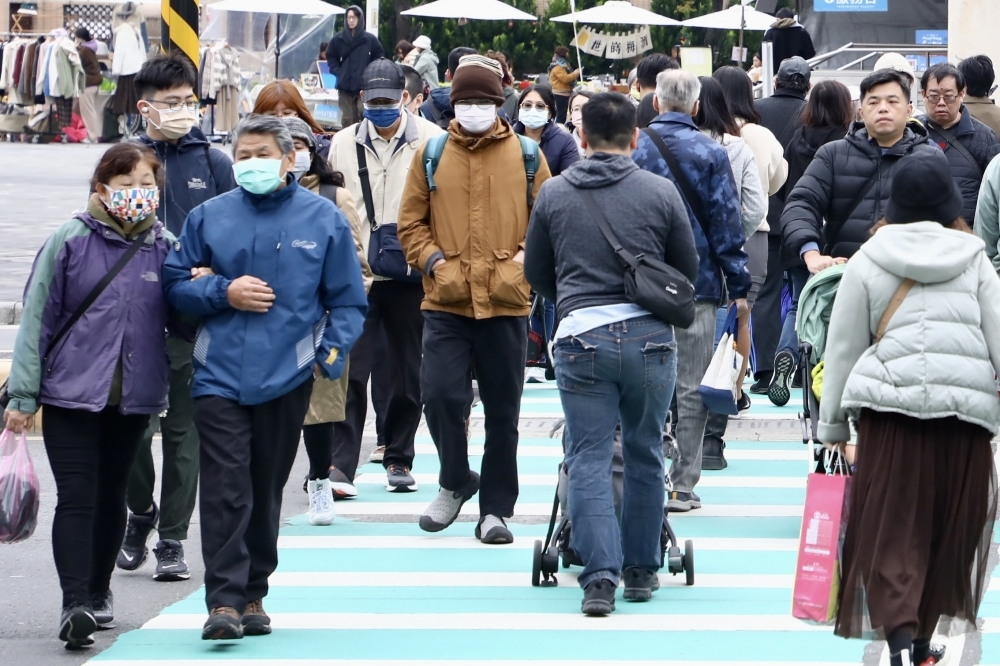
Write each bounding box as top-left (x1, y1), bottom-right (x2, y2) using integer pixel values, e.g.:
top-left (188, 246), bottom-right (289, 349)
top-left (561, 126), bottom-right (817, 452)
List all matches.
top-left (795, 264), bottom-right (848, 474)
top-left (531, 421), bottom-right (694, 587)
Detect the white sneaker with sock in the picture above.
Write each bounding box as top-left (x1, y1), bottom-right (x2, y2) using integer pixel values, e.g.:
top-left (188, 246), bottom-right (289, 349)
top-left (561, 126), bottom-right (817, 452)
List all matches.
top-left (308, 479), bottom-right (336, 525)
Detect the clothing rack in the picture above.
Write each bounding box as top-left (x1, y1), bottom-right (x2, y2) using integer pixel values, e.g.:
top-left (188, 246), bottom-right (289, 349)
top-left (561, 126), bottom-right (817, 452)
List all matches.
top-left (0, 32), bottom-right (49, 38)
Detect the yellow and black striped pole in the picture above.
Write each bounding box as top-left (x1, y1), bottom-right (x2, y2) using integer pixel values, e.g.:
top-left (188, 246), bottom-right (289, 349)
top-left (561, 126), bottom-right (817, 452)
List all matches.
top-left (162, 0), bottom-right (199, 67)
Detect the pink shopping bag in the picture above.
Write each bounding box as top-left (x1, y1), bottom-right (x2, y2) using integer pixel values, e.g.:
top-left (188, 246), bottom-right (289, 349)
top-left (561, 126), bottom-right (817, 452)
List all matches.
top-left (792, 469), bottom-right (851, 625)
top-left (0, 428), bottom-right (40, 544)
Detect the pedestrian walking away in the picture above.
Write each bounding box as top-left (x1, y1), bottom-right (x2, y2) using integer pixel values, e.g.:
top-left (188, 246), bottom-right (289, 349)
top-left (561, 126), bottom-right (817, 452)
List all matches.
top-left (4, 142), bottom-right (174, 650)
top-left (762, 7), bottom-right (815, 78)
top-left (819, 155), bottom-right (1000, 666)
top-left (410, 35), bottom-right (440, 91)
top-left (328, 58), bottom-right (445, 498)
top-left (398, 54), bottom-right (552, 543)
top-left (524, 92), bottom-right (698, 614)
top-left (118, 54), bottom-right (238, 584)
top-left (959, 55), bottom-right (1000, 139)
top-left (163, 114), bottom-right (367, 641)
top-left (632, 69), bottom-right (750, 512)
top-left (284, 116), bottom-right (373, 525)
top-left (919, 63), bottom-right (1000, 222)
top-left (326, 5), bottom-right (385, 127)
top-left (777, 69), bottom-right (946, 408)
top-left (73, 28), bottom-right (103, 143)
top-left (751, 56), bottom-right (810, 395)
top-left (634, 53), bottom-right (680, 130)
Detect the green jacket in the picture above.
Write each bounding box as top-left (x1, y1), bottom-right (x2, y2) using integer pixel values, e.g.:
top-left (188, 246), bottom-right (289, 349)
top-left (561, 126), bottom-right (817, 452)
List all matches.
top-left (974, 154), bottom-right (1000, 277)
top-left (53, 41), bottom-right (85, 99)
top-left (795, 263), bottom-right (847, 365)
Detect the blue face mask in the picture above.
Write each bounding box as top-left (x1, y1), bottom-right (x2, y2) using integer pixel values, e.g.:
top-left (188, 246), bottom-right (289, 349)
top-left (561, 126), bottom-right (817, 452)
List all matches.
top-left (233, 157), bottom-right (285, 195)
top-left (364, 102), bottom-right (402, 128)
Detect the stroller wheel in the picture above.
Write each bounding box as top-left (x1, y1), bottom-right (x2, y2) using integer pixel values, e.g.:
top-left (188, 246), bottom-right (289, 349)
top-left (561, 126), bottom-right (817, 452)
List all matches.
top-left (543, 547), bottom-right (560, 575)
top-left (532, 540), bottom-right (543, 587)
top-left (667, 545), bottom-right (683, 574)
top-left (684, 540), bottom-right (695, 586)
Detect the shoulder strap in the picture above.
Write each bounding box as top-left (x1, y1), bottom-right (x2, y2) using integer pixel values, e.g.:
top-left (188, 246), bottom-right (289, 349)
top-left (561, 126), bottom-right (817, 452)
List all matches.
top-left (203, 143), bottom-right (222, 191)
top-left (874, 278), bottom-right (916, 343)
top-left (517, 134), bottom-right (540, 207)
top-left (578, 188), bottom-right (641, 271)
top-left (776, 108), bottom-right (801, 146)
top-left (318, 183), bottom-right (339, 203)
top-left (640, 128), bottom-right (711, 241)
top-left (355, 142), bottom-right (378, 231)
top-left (46, 227), bottom-right (152, 361)
top-left (934, 123), bottom-right (985, 177)
top-left (423, 133), bottom-right (449, 192)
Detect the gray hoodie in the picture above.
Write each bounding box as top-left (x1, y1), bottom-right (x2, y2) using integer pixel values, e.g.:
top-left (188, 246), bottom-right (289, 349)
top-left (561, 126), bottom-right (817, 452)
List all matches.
top-left (524, 153), bottom-right (699, 319)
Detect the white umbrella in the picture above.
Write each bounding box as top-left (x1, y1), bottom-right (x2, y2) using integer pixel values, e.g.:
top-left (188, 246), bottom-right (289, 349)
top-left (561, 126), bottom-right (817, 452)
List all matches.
top-left (206, 0), bottom-right (344, 76)
top-left (401, 0), bottom-right (536, 21)
top-left (549, 1), bottom-right (680, 26)
top-left (682, 1), bottom-right (774, 63)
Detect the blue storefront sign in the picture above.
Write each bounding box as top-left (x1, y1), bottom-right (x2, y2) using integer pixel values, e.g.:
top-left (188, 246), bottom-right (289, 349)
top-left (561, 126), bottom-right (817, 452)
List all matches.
top-left (814, 0), bottom-right (888, 11)
top-left (915, 30), bottom-right (948, 46)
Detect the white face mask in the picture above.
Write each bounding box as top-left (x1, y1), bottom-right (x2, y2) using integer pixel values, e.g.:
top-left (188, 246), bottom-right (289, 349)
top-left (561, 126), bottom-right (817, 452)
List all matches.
top-left (519, 108), bottom-right (549, 130)
top-left (454, 103), bottom-right (497, 135)
top-left (292, 149), bottom-right (312, 176)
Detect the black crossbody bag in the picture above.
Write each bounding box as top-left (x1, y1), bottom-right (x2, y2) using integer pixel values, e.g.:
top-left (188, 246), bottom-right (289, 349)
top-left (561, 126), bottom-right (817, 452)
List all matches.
top-left (577, 187), bottom-right (696, 329)
top-left (0, 228), bottom-right (151, 411)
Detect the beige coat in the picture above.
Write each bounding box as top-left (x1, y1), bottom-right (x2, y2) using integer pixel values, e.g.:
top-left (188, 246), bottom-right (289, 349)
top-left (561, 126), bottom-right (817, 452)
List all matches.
top-left (966, 96), bottom-right (1000, 142)
top-left (737, 119), bottom-right (788, 233)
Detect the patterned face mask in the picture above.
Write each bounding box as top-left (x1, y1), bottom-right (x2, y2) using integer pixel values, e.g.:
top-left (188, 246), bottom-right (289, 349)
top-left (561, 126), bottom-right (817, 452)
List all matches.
top-left (102, 187), bottom-right (160, 224)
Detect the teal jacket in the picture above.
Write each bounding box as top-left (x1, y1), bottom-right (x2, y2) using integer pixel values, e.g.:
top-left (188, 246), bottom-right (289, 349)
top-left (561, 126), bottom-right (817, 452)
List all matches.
top-left (974, 154), bottom-right (1000, 276)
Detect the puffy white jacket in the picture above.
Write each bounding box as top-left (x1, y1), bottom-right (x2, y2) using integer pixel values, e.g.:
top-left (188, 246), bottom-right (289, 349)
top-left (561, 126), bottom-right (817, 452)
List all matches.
top-left (329, 111), bottom-right (444, 280)
top-left (819, 222), bottom-right (1000, 441)
top-left (112, 23), bottom-right (145, 77)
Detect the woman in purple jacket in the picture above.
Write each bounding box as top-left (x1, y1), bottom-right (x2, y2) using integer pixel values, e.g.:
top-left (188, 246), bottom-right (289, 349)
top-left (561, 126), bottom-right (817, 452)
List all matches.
top-left (3, 143), bottom-right (172, 650)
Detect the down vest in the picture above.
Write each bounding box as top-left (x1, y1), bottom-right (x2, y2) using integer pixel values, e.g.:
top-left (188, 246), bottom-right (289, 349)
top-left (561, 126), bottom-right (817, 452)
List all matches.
top-left (818, 222), bottom-right (1000, 442)
top-left (781, 121), bottom-right (944, 262)
top-left (922, 106), bottom-right (1000, 223)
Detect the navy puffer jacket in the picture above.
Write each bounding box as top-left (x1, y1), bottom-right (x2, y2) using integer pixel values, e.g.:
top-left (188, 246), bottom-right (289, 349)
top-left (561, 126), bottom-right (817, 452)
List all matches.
top-left (923, 106), bottom-right (1000, 222)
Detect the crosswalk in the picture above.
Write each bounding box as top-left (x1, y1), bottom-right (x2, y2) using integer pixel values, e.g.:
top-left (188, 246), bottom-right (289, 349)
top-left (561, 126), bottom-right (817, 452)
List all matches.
top-left (87, 384), bottom-right (1000, 665)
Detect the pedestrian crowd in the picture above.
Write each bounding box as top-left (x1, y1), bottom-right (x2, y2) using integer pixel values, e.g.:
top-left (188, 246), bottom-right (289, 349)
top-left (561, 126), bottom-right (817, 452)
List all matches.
top-left (2, 29), bottom-right (1000, 666)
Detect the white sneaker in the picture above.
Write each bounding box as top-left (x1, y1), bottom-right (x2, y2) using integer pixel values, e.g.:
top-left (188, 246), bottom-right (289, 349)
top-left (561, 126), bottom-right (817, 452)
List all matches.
top-left (307, 479), bottom-right (336, 526)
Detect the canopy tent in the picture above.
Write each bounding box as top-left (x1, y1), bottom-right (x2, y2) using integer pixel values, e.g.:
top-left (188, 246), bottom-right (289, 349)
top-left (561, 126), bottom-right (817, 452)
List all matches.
top-left (681, 0), bottom-right (773, 61)
top-left (549, 1), bottom-right (680, 26)
top-left (206, 0), bottom-right (344, 76)
top-left (400, 0), bottom-right (536, 22)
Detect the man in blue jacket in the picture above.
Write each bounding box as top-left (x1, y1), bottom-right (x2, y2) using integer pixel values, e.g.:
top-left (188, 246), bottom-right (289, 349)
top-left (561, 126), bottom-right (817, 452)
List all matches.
top-left (633, 69), bottom-right (750, 513)
top-left (163, 115), bottom-right (367, 641)
top-left (117, 54), bottom-right (238, 583)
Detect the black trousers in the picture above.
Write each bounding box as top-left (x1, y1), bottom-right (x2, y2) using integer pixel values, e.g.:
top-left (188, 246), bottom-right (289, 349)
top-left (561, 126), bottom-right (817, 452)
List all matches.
top-left (193, 378), bottom-right (312, 612)
top-left (331, 281), bottom-right (424, 480)
top-left (752, 234), bottom-right (784, 380)
top-left (554, 93), bottom-right (569, 125)
top-left (421, 312), bottom-right (527, 517)
top-left (43, 405), bottom-right (150, 608)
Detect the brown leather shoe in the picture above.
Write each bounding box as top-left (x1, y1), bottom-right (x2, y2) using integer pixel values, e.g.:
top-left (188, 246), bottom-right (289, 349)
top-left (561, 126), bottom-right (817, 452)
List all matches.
top-left (202, 607), bottom-right (242, 640)
top-left (241, 599), bottom-right (271, 636)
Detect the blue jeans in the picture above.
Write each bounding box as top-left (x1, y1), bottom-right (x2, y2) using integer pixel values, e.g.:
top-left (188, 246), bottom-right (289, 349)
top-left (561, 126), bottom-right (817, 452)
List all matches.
top-left (776, 265), bottom-right (810, 357)
top-left (554, 316), bottom-right (677, 588)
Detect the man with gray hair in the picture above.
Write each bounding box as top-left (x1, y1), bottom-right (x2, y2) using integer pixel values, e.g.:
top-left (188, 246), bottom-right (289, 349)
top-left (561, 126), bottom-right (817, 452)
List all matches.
top-left (163, 114), bottom-right (368, 640)
top-left (632, 69), bottom-right (750, 513)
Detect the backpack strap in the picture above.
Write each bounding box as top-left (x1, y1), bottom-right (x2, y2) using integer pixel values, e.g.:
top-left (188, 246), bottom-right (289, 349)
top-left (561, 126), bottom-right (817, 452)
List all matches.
top-left (518, 134), bottom-right (540, 207)
top-left (423, 133), bottom-right (450, 192)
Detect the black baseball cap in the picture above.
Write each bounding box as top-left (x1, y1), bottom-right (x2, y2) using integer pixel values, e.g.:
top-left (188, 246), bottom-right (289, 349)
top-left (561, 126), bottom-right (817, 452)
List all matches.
top-left (362, 58), bottom-right (405, 102)
top-left (776, 56), bottom-right (811, 85)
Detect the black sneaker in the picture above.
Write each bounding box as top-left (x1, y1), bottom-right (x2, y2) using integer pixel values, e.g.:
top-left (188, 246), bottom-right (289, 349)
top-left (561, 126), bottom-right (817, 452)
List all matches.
top-left (581, 579), bottom-right (617, 616)
top-left (241, 599), bottom-right (271, 636)
top-left (767, 350), bottom-right (796, 407)
top-left (736, 392), bottom-right (751, 416)
top-left (152, 539), bottom-right (191, 581)
top-left (116, 505), bottom-right (159, 571)
top-left (386, 464), bottom-right (418, 493)
top-left (622, 567), bottom-right (656, 602)
top-left (59, 604), bottom-right (97, 650)
top-left (90, 590), bottom-right (115, 629)
top-left (202, 607), bottom-right (243, 640)
top-left (748, 376), bottom-right (771, 394)
top-left (328, 467), bottom-right (358, 500)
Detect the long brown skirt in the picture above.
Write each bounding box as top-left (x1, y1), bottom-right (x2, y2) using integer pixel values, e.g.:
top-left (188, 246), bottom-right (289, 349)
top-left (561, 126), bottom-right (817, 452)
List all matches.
top-left (835, 409), bottom-right (997, 641)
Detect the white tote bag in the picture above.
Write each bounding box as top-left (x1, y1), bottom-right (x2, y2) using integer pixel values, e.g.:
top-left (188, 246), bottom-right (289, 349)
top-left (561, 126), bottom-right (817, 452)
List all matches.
top-left (699, 305), bottom-right (744, 415)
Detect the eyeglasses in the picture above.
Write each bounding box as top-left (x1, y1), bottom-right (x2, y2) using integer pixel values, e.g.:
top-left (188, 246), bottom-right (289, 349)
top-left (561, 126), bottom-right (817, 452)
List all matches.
top-left (520, 102), bottom-right (548, 112)
top-left (926, 94), bottom-right (959, 105)
top-left (456, 102), bottom-right (496, 111)
top-left (146, 100), bottom-right (199, 112)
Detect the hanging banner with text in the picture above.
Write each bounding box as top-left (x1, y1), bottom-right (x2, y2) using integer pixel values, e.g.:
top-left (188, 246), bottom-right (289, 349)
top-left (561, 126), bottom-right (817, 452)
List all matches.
top-left (573, 25), bottom-right (652, 59)
top-left (814, 0), bottom-right (888, 12)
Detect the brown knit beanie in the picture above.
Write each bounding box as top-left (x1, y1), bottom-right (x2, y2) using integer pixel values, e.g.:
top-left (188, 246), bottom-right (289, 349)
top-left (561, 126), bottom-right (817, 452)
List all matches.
top-left (450, 55), bottom-right (505, 106)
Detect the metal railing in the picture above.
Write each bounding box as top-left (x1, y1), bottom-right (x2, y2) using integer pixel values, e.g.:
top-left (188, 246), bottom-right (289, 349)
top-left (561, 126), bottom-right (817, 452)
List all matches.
top-left (807, 43), bottom-right (949, 71)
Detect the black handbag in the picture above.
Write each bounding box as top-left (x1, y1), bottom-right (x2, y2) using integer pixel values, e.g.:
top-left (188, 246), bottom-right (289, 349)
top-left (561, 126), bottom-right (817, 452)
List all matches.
top-left (356, 143), bottom-right (422, 283)
top-left (578, 188), bottom-right (696, 329)
top-left (0, 228), bottom-right (152, 412)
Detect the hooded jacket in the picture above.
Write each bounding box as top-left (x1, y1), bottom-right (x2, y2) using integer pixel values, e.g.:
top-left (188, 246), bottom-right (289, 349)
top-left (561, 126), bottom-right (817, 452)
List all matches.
top-left (7, 206), bottom-right (172, 416)
top-left (513, 120), bottom-right (580, 177)
top-left (763, 19), bottom-right (815, 77)
top-left (137, 128), bottom-right (238, 236)
top-left (413, 48), bottom-right (440, 90)
top-left (548, 59), bottom-right (579, 94)
top-left (706, 131), bottom-right (767, 239)
top-left (326, 6), bottom-right (386, 94)
top-left (420, 86), bottom-right (454, 130)
top-left (974, 155), bottom-right (1000, 276)
top-left (781, 122), bottom-right (945, 262)
top-left (524, 152), bottom-right (698, 318)
top-left (818, 222), bottom-right (1000, 441)
top-left (397, 116), bottom-right (552, 319)
top-left (163, 178), bottom-right (368, 405)
top-left (922, 106), bottom-right (1000, 222)
top-left (756, 88), bottom-right (808, 237)
top-left (632, 112), bottom-right (751, 302)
